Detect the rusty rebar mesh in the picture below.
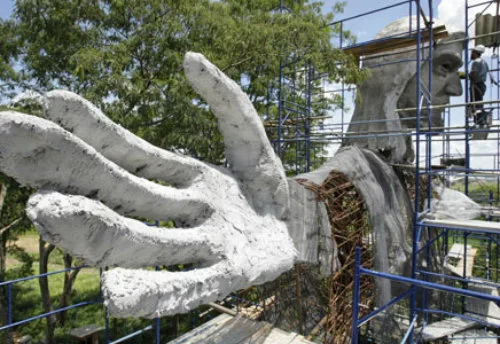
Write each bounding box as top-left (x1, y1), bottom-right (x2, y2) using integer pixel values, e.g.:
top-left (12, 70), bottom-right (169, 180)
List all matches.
top-left (255, 172), bottom-right (376, 343)
top-left (319, 172), bottom-right (375, 344)
top-left (257, 262), bottom-right (330, 337)
top-left (393, 165), bottom-right (433, 212)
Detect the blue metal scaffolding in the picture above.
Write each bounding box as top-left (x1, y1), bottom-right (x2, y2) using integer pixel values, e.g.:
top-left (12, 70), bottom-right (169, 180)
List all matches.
top-left (344, 1), bottom-right (500, 343)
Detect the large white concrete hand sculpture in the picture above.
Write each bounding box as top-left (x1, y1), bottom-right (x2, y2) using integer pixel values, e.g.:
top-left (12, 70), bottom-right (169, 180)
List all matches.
top-left (0, 53), bottom-right (296, 318)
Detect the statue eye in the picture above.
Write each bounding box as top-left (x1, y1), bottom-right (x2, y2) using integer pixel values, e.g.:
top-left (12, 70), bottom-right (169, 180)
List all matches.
top-left (434, 64), bottom-right (449, 77)
top-left (442, 63), bottom-right (452, 71)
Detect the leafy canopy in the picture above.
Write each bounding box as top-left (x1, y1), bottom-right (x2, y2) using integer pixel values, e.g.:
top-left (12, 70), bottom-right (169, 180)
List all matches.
top-left (8, 0), bottom-right (365, 164)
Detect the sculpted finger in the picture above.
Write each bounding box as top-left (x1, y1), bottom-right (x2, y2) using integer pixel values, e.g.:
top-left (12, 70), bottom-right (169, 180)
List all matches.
top-left (27, 191), bottom-right (223, 268)
top-left (183, 52), bottom-right (289, 219)
top-left (44, 90), bottom-right (206, 187)
top-left (0, 112), bottom-right (212, 226)
top-left (102, 262), bottom-right (237, 318)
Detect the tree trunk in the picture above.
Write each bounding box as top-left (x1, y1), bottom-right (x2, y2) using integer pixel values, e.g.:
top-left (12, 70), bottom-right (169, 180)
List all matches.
top-left (0, 233), bottom-right (12, 344)
top-left (57, 253), bottom-right (80, 325)
top-left (39, 238), bottom-right (56, 344)
top-left (0, 183), bottom-right (13, 344)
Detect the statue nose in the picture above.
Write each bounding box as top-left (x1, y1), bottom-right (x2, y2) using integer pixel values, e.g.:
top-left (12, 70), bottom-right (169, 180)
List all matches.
top-left (445, 73), bottom-right (463, 96)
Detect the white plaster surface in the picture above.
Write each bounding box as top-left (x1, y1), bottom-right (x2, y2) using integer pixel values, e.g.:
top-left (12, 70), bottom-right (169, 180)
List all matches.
top-left (0, 111), bottom-right (210, 226)
top-left (287, 179), bottom-right (337, 275)
top-left (27, 191), bottom-right (221, 268)
top-left (0, 52), bottom-right (297, 318)
top-left (44, 90), bottom-right (206, 187)
top-left (427, 183), bottom-right (482, 220)
top-left (184, 53), bottom-right (289, 220)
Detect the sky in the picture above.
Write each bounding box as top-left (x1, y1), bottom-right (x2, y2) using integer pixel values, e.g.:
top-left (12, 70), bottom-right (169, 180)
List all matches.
top-left (0, 0), bottom-right (497, 171)
top-left (0, 0), bottom-right (13, 19)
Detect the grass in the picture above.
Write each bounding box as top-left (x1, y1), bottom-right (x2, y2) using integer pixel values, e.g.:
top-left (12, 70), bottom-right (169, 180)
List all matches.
top-left (4, 231), bottom-right (141, 342)
top-left (4, 230), bottom-right (199, 343)
top-left (4, 229), bottom-right (103, 342)
top-left (10, 269), bottom-right (103, 343)
top-left (451, 179), bottom-right (500, 205)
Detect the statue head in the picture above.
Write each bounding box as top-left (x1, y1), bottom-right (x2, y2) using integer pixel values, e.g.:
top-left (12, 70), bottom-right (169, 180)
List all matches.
top-left (344, 17), bottom-right (465, 164)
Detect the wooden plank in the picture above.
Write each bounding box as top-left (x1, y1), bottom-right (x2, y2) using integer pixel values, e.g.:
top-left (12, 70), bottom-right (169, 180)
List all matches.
top-left (449, 329), bottom-right (498, 343)
top-left (69, 324), bottom-right (105, 339)
top-left (167, 314), bottom-right (314, 344)
top-left (344, 26), bottom-right (448, 58)
top-left (444, 243), bottom-right (477, 277)
top-left (420, 317), bottom-right (475, 341)
top-left (422, 219), bottom-right (500, 234)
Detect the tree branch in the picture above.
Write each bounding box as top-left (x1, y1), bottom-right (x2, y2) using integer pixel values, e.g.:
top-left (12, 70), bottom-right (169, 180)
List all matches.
top-left (0, 183), bottom-right (6, 213)
top-left (0, 218), bottom-right (21, 237)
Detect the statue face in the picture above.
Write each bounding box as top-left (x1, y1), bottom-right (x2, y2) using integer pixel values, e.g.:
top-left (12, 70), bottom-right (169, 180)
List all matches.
top-left (397, 48), bottom-right (463, 129)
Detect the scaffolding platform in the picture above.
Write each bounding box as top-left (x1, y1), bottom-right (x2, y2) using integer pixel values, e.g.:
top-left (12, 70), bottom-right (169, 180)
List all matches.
top-left (422, 219), bottom-right (500, 235)
top-left (444, 243), bottom-right (477, 277)
top-left (166, 314), bottom-right (313, 344)
top-left (466, 282), bottom-right (500, 326)
top-left (419, 282), bottom-right (500, 342)
top-left (420, 317), bottom-right (476, 342)
top-left (449, 329), bottom-right (498, 343)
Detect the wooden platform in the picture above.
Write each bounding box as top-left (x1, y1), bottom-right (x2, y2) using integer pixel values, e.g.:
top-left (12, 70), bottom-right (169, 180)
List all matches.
top-left (444, 243), bottom-right (477, 277)
top-left (466, 282), bottom-right (500, 326)
top-left (449, 329), bottom-right (498, 343)
top-left (69, 324), bottom-right (104, 344)
top-left (344, 25), bottom-right (448, 58)
top-left (422, 219), bottom-right (500, 235)
top-left (167, 314), bottom-right (313, 344)
top-left (420, 317), bottom-right (475, 342)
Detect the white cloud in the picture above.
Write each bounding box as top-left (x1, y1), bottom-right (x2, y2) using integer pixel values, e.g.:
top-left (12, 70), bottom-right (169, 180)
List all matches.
top-left (437, 0), bottom-right (465, 32)
top-left (438, 0), bottom-right (497, 34)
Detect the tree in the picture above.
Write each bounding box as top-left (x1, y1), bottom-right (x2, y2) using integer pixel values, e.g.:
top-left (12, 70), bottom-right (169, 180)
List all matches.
top-left (0, 19), bottom-right (21, 101)
top-left (1, 0), bottom-right (367, 340)
top-left (0, 174), bottom-right (32, 344)
top-left (0, 18), bottom-right (35, 334)
top-left (38, 238), bottom-right (55, 344)
top-left (12, 0), bottom-right (366, 165)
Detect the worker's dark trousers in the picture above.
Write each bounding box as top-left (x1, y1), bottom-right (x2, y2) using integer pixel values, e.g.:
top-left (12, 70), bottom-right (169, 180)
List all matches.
top-left (470, 82), bottom-right (486, 110)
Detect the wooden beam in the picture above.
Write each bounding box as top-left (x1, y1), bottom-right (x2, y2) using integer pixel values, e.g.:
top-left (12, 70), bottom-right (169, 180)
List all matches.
top-left (344, 25), bottom-right (448, 58)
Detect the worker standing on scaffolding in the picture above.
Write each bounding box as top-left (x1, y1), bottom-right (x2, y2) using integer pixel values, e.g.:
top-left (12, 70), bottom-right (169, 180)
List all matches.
top-left (469, 44), bottom-right (494, 126)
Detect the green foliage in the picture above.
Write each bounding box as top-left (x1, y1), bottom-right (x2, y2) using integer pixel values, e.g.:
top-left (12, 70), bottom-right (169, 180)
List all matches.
top-left (0, 174), bottom-right (31, 232)
top-left (12, 268), bottom-right (102, 343)
top-left (11, 0), bottom-right (367, 166)
top-left (8, 257), bottom-right (201, 343)
top-left (0, 173), bottom-right (33, 279)
top-left (0, 1), bottom-right (368, 339)
top-left (451, 180), bottom-right (499, 206)
top-left (0, 18), bottom-right (21, 99)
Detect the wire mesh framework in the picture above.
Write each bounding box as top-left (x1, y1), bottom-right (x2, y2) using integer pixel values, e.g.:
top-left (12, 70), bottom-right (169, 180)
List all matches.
top-left (318, 172), bottom-right (374, 343)
top-left (256, 172), bottom-right (375, 343)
